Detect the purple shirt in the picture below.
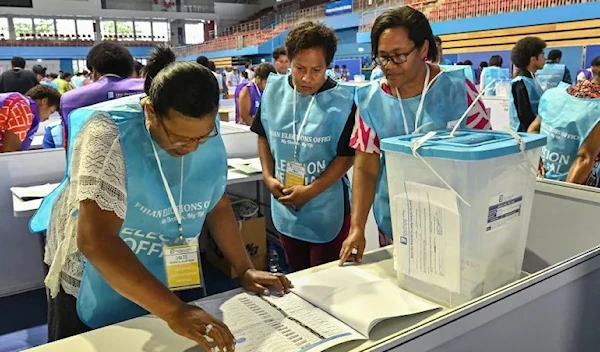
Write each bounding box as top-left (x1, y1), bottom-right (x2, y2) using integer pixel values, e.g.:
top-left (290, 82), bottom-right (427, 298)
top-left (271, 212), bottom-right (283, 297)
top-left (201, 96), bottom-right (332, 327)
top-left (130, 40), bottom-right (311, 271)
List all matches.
top-left (61, 76), bottom-right (145, 148)
top-left (234, 81), bottom-right (262, 124)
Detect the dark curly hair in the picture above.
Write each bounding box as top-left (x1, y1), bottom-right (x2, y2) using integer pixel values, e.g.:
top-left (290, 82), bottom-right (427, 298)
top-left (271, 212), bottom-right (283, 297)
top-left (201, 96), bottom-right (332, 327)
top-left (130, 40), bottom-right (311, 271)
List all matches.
top-left (371, 7), bottom-right (437, 62)
top-left (26, 85), bottom-right (61, 108)
top-left (511, 37), bottom-right (546, 69)
top-left (285, 22), bottom-right (338, 67)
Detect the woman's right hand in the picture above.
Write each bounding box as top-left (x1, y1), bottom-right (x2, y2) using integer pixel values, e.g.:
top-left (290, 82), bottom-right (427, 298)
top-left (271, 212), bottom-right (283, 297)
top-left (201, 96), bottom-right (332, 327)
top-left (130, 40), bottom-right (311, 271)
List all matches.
top-left (265, 176), bottom-right (286, 199)
top-left (166, 303), bottom-right (236, 352)
top-left (339, 226), bottom-right (367, 266)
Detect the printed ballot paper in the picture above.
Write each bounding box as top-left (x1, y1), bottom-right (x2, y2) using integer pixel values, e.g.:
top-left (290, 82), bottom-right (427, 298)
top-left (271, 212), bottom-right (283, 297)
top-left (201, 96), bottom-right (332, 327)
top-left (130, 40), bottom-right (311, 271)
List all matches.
top-left (195, 266), bottom-right (439, 352)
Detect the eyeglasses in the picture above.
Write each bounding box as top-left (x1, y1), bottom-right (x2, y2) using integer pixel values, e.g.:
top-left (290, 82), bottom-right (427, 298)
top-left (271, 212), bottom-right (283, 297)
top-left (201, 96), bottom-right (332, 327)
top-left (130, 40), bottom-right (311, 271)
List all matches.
top-left (374, 46), bottom-right (417, 67)
top-left (159, 118), bottom-right (219, 147)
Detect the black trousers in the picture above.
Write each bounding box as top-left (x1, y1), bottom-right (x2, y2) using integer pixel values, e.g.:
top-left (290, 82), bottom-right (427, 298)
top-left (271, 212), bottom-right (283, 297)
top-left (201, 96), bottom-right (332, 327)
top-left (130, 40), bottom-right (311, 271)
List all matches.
top-left (47, 287), bottom-right (91, 342)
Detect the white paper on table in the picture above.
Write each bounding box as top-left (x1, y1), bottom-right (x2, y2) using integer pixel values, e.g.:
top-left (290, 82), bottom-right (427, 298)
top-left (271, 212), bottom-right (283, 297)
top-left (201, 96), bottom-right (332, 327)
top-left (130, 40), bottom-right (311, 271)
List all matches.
top-left (195, 291), bottom-right (364, 352)
top-left (10, 183), bottom-right (59, 200)
top-left (291, 266), bottom-right (440, 337)
top-left (393, 181), bottom-right (461, 292)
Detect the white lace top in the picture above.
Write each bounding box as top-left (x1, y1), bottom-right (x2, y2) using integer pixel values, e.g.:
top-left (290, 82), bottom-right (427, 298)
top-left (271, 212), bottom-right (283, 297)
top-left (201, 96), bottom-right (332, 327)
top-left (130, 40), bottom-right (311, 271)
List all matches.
top-left (45, 114), bottom-right (127, 298)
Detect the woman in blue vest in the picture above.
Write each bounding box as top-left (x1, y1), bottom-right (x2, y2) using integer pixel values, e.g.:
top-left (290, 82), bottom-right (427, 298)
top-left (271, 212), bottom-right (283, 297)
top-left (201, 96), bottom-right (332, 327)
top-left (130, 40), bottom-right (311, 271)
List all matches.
top-left (528, 76), bottom-right (600, 186)
top-left (509, 36), bottom-right (546, 132)
top-left (234, 62), bottom-right (276, 125)
top-left (32, 46), bottom-right (291, 349)
top-left (480, 55), bottom-right (510, 96)
top-left (251, 22), bottom-right (356, 271)
top-left (340, 6), bottom-right (491, 264)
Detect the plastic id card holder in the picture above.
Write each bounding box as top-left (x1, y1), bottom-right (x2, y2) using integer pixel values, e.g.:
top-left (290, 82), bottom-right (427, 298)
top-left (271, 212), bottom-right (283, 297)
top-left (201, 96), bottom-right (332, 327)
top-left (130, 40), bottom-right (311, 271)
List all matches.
top-left (163, 238), bottom-right (205, 292)
top-left (285, 161), bottom-right (306, 188)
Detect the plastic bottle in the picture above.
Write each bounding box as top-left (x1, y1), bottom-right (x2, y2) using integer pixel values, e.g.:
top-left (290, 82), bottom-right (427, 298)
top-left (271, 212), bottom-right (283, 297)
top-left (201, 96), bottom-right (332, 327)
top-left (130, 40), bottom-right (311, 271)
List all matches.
top-left (268, 244), bottom-right (280, 273)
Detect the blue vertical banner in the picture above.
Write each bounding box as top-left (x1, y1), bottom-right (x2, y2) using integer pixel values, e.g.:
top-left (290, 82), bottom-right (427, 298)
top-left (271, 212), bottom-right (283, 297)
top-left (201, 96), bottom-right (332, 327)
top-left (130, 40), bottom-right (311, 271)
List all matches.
top-left (325, 0), bottom-right (352, 16)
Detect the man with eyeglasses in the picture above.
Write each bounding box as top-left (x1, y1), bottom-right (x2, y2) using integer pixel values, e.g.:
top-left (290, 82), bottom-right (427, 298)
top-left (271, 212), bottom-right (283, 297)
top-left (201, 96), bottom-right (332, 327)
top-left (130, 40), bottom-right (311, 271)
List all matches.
top-left (340, 6), bottom-right (490, 264)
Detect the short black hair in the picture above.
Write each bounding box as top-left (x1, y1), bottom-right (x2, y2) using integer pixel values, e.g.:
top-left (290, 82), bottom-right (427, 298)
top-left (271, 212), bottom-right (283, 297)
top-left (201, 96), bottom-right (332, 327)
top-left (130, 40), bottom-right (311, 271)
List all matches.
top-left (32, 65), bottom-right (46, 76)
top-left (49, 73), bottom-right (58, 79)
top-left (463, 60), bottom-right (473, 66)
top-left (285, 21), bottom-right (338, 66)
top-left (242, 71), bottom-right (249, 79)
top-left (145, 45), bottom-right (219, 119)
top-left (480, 61), bottom-right (489, 68)
top-left (434, 35), bottom-right (442, 45)
top-left (134, 61), bottom-right (144, 76)
top-left (196, 55), bottom-right (209, 67)
top-left (334, 65), bottom-right (339, 69)
top-left (511, 36), bottom-right (546, 69)
top-left (371, 7), bottom-right (437, 62)
top-left (245, 62), bottom-right (252, 68)
top-left (208, 61), bottom-right (216, 72)
top-left (86, 41), bottom-right (134, 78)
top-left (273, 46), bottom-right (287, 60)
top-left (342, 65), bottom-right (347, 68)
top-left (26, 85), bottom-right (61, 108)
top-left (489, 55), bottom-right (503, 67)
top-left (61, 72), bottom-right (71, 79)
top-left (592, 56), bottom-right (600, 67)
top-left (11, 56), bottom-right (26, 69)
top-left (547, 49), bottom-right (562, 62)
top-left (254, 62), bottom-right (276, 80)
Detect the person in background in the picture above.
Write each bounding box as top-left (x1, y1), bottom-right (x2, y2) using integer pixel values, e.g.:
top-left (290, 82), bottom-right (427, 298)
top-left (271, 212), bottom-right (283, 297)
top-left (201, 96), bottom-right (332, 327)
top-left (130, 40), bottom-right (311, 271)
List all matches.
top-left (273, 46), bottom-right (290, 75)
top-left (33, 65), bottom-right (59, 90)
top-left (476, 61), bottom-right (488, 85)
top-left (341, 64), bottom-right (350, 81)
top-left (196, 56), bottom-right (224, 99)
top-left (239, 71), bottom-right (249, 85)
top-left (0, 85), bottom-right (60, 152)
top-left (0, 56), bottom-right (38, 94)
top-left (370, 62), bottom-right (384, 81)
top-left (71, 72), bottom-right (86, 88)
top-left (536, 49), bottom-right (572, 91)
top-left (211, 61), bottom-right (228, 99)
top-left (434, 36), bottom-right (453, 65)
top-left (54, 72), bottom-right (73, 94)
top-left (251, 22), bottom-right (356, 271)
top-left (480, 55), bottom-right (509, 96)
top-left (59, 41), bottom-right (144, 150)
top-left (462, 59), bottom-right (476, 83)
top-left (509, 36), bottom-right (546, 132)
top-left (528, 55), bottom-right (600, 186)
top-left (342, 6), bottom-right (491, 262)
top-left (235, 62), bottom-right (276, 125)
top-left (32, 45), bottom-right (292, 345)
top-left (132, 61), bottom-right (144, 78)
top-left (245, 62), bottom-right (255, 81)
top-left (226, 67), bottom-right (240, 88)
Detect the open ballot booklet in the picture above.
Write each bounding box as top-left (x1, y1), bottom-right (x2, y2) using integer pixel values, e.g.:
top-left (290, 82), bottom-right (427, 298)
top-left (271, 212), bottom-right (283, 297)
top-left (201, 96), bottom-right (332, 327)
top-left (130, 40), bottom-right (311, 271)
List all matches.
top-left (194, 266), bottom-right (440, 352)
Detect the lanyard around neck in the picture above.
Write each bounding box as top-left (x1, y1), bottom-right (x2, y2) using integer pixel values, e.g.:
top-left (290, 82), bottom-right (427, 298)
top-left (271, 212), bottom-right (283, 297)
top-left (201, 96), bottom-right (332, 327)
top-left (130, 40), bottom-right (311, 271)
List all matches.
top-left (292, 86), bottom-right (316, 161)
top-left (395, 63), bottom-right (431, 135)
top-left (147, 122), bottom-right (185, 238)
top-left (254, 81), bottom-right (262, 98)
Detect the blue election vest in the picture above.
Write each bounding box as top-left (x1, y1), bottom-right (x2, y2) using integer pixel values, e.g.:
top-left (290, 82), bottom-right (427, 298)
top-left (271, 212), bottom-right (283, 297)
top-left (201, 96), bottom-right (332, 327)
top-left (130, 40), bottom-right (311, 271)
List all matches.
top-left (42, 120), bottom-right (64, 149)
top-left (509, 75), bottom-right (543, 132)
top-left (538, 82), bottom-right (600, 182)
top-left (260, 74), bottom-right (354, 243)
top-left (536, 63), bottom-right (566, 91)
top-left (30, 95), bottom-right (228, 328)
top-left (354, 66), bottom-right (468, 239)
top-left (480, 67), bottom-right (510, 96)
top-left (440, 65), bottom-right (475, 83)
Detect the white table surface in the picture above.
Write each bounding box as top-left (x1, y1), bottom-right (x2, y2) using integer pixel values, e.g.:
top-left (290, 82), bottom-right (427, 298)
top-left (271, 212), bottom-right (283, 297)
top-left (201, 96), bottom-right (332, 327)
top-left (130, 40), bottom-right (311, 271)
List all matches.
top-left (12, 168), bottom-right (263, 218)
top-left (24, 248), bottom-right (449, 352)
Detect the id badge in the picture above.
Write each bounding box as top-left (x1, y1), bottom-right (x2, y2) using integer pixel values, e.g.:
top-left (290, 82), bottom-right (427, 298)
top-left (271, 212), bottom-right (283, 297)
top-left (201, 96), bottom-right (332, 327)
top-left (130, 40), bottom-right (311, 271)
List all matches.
top-left (285, 161), bottom-right (306, 187)
top-left (163, 238), bottom-right (203, 291)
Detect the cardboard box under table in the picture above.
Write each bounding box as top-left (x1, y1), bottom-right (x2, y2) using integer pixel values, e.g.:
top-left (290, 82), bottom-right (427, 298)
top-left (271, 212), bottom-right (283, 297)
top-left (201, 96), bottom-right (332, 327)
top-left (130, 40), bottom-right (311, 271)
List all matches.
top-left (206, 216), bottom-right (267, 278)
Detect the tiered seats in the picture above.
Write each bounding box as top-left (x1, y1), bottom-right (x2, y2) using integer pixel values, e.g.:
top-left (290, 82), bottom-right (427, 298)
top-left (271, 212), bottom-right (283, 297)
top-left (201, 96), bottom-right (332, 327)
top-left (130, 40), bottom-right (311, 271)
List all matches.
top-left (0, 33), bottom-right (167, 47)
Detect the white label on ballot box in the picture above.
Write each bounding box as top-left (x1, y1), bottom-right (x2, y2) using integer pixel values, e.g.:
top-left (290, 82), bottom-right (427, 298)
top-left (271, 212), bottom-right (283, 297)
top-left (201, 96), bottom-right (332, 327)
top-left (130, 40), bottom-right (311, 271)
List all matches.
top-left (393, 182), bottom-right (461, 292)
top-left (487, 193), bottom-right (522, 232)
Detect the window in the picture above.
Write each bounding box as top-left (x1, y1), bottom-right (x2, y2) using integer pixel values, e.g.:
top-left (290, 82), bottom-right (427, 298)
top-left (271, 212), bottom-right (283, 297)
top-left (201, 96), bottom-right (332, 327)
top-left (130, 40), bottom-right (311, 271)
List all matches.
top-left (184, 22), bottom-right (204, 45)
top-left (135, 58), bottom-right (148, 65)
top-left (116, 20), bottom-right (134, 40)
top-left (152, 21), bottom-right (168, 41)
top-left (134, 21), bottom-right (151, 41)
top-left (56, 19), bottom-right (76, 39)
top-left (77, 19), bottom-right (95, 40)
top-left (34, 18), bottom-right (54, 36)
top-left (72, 59), bottom-right (86, 74)
top-left (101, 20), bottom-right (115, 39)
top-left (13, 17), bottom-right (33, 38)
top-left (0, 17), bottom-right (9, 39)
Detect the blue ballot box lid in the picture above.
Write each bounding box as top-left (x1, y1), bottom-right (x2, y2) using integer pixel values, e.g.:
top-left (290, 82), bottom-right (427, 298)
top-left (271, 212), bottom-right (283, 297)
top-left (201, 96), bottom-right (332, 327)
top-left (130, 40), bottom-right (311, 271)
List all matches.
top-left (380, 129), bottom-right (547, 161)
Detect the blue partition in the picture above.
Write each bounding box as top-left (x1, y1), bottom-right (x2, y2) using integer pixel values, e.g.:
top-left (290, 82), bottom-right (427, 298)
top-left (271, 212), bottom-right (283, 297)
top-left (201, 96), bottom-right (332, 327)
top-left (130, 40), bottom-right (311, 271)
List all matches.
top-left (333, 58), bottom-right (362, 79)
top-left (585, 45), bottom-right (600, 67)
